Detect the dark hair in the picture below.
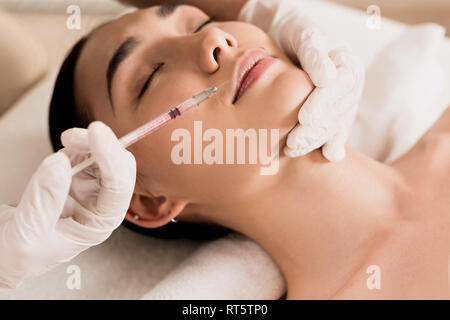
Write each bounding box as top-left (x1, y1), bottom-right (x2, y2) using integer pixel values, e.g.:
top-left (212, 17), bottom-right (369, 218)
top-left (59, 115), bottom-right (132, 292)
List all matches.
top-left (48, 32), bottom-right (231, 241)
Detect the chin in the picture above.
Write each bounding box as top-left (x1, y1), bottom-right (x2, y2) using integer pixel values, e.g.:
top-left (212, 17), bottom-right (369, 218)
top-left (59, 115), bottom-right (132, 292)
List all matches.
top-left (266, 68), bottom-right (314, 133)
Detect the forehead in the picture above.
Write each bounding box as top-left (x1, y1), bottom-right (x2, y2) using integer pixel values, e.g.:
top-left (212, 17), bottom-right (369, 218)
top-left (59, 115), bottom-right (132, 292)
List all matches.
top-left (79, 4), bottom-right (205, 73)
top-left (88, 4), bottom-right (204, 51)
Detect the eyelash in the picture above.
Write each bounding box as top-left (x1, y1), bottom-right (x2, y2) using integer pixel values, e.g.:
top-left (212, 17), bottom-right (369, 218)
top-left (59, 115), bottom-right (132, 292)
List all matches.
top-left (137, 18), bottom-right (216, 100)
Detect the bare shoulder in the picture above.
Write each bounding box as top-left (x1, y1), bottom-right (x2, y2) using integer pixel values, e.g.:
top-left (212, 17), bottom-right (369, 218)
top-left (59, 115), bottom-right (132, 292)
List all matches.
top-left (391, 105), bottom-right (450, 208)
top-left (426, 105), bottom-right (450, 136)
top-left (327, 107), bottom-right (450, 300)
top-left (287, 107), bottom-right (450, 300)
top-left (329, 106), bottom-right (450, 300)
top-left (391, 106), bottom-right (450, 170)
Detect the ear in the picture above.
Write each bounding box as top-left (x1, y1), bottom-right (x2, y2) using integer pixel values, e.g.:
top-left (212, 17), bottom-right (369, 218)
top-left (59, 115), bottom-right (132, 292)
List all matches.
top-left (125, 190), bottom-right (189, 229)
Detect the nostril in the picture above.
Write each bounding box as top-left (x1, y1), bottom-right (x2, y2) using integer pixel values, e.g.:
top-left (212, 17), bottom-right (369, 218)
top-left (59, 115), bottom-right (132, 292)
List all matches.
top-left (213, 48), bottom-right (219, 61)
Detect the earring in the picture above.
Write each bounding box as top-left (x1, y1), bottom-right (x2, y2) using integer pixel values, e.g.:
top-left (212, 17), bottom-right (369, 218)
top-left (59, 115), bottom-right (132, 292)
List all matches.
top-left (168, 209), bottom-right (177, 223)
top-left (133, 214), bottom-right (140, 221)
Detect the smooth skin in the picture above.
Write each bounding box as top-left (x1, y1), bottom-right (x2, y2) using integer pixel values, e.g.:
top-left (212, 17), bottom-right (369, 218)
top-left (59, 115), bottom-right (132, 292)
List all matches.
top-left (74, 4), bottom-right (450, 299)
top-left (118, 0), bottom-right (248, 21)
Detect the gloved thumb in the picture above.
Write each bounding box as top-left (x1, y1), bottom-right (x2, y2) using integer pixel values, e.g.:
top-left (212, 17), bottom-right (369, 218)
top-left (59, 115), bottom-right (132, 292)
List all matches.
top-left (60, 127), bottom-right (90, 153)
top-left (297, 28), bottom-right (337, 88)
top-left (16, 152), bottom-right (72, 243)
top-left (321, 131), bottom-right (348, 162)
top-left (88, 121), bottom-right (136, 218)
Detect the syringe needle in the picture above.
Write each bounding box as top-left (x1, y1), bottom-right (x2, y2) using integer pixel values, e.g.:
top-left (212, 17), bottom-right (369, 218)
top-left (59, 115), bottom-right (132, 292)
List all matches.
top-left (216, 80), bottom-right (230, 89)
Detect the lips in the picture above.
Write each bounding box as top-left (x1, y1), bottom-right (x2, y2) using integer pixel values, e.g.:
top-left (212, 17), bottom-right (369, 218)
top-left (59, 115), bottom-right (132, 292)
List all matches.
top-left (232, 49), bottom-right (275, 104)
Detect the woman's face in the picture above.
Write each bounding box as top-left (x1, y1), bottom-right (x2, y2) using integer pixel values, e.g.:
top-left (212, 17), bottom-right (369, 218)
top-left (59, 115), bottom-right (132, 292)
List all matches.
top-left (75, 4), bottom-right (314, 226)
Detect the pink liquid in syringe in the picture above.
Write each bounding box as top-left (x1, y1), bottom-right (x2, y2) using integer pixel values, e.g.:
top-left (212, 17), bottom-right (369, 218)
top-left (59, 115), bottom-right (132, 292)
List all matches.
top-left (119, 98), bottom-right (197, 148)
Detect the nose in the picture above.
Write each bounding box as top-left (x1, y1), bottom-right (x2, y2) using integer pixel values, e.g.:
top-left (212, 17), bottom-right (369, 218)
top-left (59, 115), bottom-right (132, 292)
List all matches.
top-left (193, 27), bottom-right (238, 74)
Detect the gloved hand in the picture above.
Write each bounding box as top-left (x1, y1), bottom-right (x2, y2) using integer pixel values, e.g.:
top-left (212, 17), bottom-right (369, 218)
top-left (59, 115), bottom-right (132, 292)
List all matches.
top-left (0, 121), bottom-right (136, 291)
top-left (239, 0), bottom-right (365, 161)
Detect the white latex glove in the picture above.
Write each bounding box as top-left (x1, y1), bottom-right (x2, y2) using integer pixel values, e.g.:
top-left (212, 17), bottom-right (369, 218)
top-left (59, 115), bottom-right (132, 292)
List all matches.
top-left (0, 121), bottom-right (136, 291)
top-left (239, 0), bottom-right (365, 161)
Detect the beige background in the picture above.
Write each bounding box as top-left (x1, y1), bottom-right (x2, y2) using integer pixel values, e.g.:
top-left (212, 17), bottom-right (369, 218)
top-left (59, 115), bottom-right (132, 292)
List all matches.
top-left (1, 0), bottom-right (449, 67)
top-left (1, 0), bottom-right (449, 68)
top-left (330, 0), bottom-right (450, 35)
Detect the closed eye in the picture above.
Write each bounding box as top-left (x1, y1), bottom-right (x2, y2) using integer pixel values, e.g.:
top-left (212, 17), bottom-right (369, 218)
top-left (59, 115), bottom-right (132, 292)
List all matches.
top-left (137, 18), bottom-right (216, 101)
top-left (193, 17), bottom-right (215, 33)
top-left (137, 63), bottom-right (162, 100)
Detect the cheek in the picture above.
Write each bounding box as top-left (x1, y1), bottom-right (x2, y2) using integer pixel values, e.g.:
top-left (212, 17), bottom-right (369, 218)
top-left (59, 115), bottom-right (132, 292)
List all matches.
top-left (268, 68), bottom-right (314, 141)
top-left (236, 63), bottom-right (314, 138)
top-left (270, 68), bottom-right (314, 122)
top-left (131, 117), bottom-right (268, 202)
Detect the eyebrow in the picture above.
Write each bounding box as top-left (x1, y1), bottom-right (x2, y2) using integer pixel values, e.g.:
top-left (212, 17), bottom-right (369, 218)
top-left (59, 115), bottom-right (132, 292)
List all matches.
top-left (157, 1), bottom-right (186, 17)
top-left (106, 2), bottom-right (187, 113)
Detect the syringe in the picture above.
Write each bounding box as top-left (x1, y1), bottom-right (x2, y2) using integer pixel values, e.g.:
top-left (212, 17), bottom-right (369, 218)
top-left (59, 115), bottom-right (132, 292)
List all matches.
top-left (71, 81), bottom-right (228, 175)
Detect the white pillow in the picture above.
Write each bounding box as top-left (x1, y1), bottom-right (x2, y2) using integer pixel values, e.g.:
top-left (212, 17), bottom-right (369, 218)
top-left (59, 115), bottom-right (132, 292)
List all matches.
top-left (347, 23), bottom-right (450, 163)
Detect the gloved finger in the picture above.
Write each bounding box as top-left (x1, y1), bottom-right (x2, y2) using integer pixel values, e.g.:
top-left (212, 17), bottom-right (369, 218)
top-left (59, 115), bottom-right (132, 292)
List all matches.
top-left (328, 45), bottom-right (360, 70)
top-left (45, 215), bottom-right (112, 265)
top-left (16, 152), bottom-right (72, 242)
top-left (297, 86), bottom-right (331, 126)
top-left (60, 128), bottom-right (93, 170)
top-left (284, 145), bottom-right (309, 158)
top-left (56, 198), bottom-right (115, 247)
top-left (285, 123), bottom-right (330, 157)
top-left (328, 46), bottom-right (365, 101)
top-left (298, 65), bottom-right (356, 126)
top-left (88, 121), bottom-right (136, 217)
top-left (298, 28), bottom-right (337, 87)
top-left (61, 127), bottom-right (90, 153)
top-left (65, 195), bottom-right (124, 231)
top-left (321, 130), bottom-right (348, 162)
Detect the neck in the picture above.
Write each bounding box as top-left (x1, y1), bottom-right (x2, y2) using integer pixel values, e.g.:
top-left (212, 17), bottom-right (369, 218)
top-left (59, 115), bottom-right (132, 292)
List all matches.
top-left (202, 147), bottom-right (408, 297)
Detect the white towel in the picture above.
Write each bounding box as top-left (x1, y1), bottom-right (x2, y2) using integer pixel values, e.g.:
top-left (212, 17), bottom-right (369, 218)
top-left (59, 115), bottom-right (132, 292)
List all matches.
top-left (347, 23), bottom-right (449, 163)
top-left (140, 233), bottom-right (286, 300)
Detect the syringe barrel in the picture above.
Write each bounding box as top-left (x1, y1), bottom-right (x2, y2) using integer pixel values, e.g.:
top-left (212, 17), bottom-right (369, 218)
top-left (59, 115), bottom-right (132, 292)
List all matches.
top-left (177, 86), bottom-right (218, 114)
top-left (192, 86), bottom-right (218, 104)
top-left (119, 112), bottom-right (172, 148)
